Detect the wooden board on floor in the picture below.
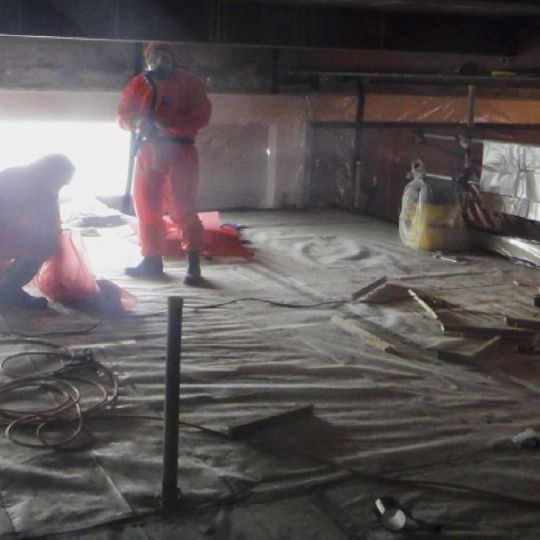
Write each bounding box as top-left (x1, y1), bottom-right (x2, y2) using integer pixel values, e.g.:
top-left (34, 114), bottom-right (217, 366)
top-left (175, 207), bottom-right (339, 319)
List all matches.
top-left (331, 315), bottom-right (398, 355)
top-left (436, 336), bottom-right (501, 362)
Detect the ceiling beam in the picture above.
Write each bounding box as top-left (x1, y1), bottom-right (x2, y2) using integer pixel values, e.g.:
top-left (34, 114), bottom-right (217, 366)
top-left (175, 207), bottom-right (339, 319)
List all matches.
top-left (0, 0), bottom-right (537, 56)
top-left (230, 0), bottom-right (540, 16)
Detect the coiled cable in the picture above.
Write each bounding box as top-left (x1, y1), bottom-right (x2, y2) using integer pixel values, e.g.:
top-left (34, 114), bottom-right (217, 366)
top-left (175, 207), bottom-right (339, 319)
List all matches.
top-left (0, 344), bottom-right (118, 449)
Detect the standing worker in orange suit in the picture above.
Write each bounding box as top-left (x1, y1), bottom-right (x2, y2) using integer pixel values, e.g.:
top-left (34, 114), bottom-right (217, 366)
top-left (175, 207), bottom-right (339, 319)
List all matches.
top-left (117, 42), bottom-right (212, 285)
top-left (0, 154), bottom-right (75, 308)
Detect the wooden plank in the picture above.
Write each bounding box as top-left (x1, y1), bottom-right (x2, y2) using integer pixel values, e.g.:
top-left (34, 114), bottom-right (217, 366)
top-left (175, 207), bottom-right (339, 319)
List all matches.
top-left (505, 316), bottom-right (540, 330)
top-left (441, 323), bottom-right (534, 341)
top-left (331, 315), bottom-right (398, 354)
top-left (436, 336), bottom-right (501, 362)
top-left (229, 405), bottom-right (314, 439)
top-left (437, 349), bottom-right (472, 362)
top-left (469, 336), bottom-right (501, 357)
top-left (408, 289), bottom-right (439, 320)
top-left (518, 332), bottom-right (540, 353)
top-left (351, 276), bottom-right (387, 301)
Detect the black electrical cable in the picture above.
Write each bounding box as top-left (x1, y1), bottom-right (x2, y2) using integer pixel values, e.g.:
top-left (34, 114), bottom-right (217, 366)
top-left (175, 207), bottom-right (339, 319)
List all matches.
top-left (0, 345), bottom-right (119, 449)
top-left (191, 297), bottom-right (347, 310)
top-left (174, 418), bottom-right (540, 512)
top-left (0, 319), bottom-right (103, 338)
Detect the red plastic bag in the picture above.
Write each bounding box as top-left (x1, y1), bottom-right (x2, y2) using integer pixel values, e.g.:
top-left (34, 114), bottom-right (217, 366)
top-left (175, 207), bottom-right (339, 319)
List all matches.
top-left (35, 231), bottom-right (98, 304)
top-left (35, 231), bottom-right (136, 312)
top-left (163, 211), bottom-right (253, 258)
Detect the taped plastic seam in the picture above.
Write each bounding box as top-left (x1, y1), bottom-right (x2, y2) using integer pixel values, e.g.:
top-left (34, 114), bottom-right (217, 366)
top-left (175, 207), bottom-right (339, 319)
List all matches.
top-left (480, 141), bottom-right (540, 220)
top-left (476, 191), bottom-right (540, 221)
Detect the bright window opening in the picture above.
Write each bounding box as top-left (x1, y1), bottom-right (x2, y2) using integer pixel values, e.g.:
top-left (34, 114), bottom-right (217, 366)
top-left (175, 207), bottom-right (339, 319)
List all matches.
top-left (0, 120), bottom-right (131, 198)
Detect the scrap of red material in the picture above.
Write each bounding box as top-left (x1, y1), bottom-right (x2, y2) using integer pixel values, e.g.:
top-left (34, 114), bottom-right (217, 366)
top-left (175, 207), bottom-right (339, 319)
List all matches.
top-left (34, 231), bottom-right (136, 312)
top-left (139, 211), bottom-right (253, 258)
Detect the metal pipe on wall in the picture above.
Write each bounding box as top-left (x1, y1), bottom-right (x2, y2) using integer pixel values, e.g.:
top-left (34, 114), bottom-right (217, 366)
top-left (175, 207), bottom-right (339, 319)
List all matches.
top-left (353, 79), bottom-right (366, 211)
top-left (463, 84), bottom-right (476, 183)
top-left (289, 71), bottom-right (540, 88)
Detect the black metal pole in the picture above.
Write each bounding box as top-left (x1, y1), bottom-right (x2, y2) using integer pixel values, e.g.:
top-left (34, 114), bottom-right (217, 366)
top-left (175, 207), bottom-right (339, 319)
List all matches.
top-left (162, 296), bottom-right (183, 514)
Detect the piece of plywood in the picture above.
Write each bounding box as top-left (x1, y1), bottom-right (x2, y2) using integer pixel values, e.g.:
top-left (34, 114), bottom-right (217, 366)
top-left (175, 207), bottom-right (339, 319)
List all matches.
top-left (505, 316), bottom-right (540, 330)
top-left (436, 336), bottom-right (501, 362)
top-left (331, 315), bottom-right (398, 354)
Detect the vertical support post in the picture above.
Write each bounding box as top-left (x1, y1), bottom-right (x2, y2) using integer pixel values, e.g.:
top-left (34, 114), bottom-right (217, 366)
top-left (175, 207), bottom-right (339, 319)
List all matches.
top-left (265, 124), bottom-right (279, 208)
top-left (352, 79), bottom-right (366, 211)
top-left (210, 0), bottom-right (222, 42)
top-left (463, 84), bottom-right (476, 184)
top-left (271, 49), bottom-right (280, 94)
top-left (301, 123), bottom-right (314, 208)
top-left (161, 296), bottom-right (183, 514)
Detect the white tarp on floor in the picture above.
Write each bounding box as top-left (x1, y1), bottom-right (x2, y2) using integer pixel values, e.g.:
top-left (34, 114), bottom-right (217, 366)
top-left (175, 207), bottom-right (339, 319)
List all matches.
top-left (1, 210), bottom-right (540, 539)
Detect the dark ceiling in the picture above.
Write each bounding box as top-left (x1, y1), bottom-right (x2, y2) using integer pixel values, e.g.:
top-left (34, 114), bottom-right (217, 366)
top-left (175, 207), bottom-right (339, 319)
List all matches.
top-left (0, 0), bottom-right (538, 57)
top-left (236, 0), bottom-right (540, 15)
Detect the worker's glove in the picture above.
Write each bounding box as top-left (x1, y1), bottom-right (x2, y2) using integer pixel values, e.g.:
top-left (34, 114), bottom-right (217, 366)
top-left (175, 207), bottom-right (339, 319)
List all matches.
top-left (133, 116), bottom-right (157, 138)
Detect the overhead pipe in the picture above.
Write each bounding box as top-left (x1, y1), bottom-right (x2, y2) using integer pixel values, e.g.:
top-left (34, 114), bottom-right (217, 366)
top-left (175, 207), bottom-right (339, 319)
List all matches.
top-left (288, 71), bottom-right (540, 88)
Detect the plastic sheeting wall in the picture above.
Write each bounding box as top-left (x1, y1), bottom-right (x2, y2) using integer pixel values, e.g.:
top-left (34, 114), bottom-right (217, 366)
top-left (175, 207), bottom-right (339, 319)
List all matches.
top-left (480, 141), bottom-right (540, 219)
top-left (198, 94), bottom-right (305, 210)
top-left (197, 94), bottom-right (357, 210)
top-left (3, 86), bottom-right (540, 223)
top-left (0, 88), bottom-right (359, 209)
top-left (332, 92), bottom-right (540, 231)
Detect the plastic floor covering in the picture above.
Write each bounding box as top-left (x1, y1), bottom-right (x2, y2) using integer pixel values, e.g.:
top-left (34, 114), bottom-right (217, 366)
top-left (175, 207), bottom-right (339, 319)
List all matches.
top-left (0, 209), bottom-right (540, 539)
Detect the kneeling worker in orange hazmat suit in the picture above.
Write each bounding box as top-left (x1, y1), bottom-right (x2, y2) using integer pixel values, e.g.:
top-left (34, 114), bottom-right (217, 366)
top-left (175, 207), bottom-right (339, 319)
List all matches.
top-left (0, 154), bottom-right (75, 308)
top-left (117, 42), bottom-right (212, 285)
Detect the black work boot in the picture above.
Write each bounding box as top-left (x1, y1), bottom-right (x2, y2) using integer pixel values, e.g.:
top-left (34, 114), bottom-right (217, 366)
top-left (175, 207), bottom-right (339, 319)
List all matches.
top-left (0, 257), bottom-right (48, 309)
top-left (183, 251), bottom-right (202, 286)
top-left (0, 286), bottom-right (48, 309)
top-left (125, 255), bottom-right (164, 278)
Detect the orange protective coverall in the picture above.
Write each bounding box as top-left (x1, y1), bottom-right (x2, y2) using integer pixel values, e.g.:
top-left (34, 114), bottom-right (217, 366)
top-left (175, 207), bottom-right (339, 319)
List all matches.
top-left (117, 56), bottom-right (212, 256)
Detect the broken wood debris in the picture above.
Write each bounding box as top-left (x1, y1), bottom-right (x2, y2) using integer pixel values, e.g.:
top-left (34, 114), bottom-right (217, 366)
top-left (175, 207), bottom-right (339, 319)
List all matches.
top-left (229, 405), bottom-right (314, 439)
top-left (408, 289), bottom-right (440, 320)
top-left (436, 336), bottom-right (501, 362)
top-left (505, 316), bottom-right (540, 330)
top-left (469, 336), bottom-right (502, 356)
top-left (331, 315), bottom-right (399, 355)
top-left (517, 332), bottom-right (540, 353)
top-left (345, 276), bottom-right (539, 361)
top-left (440, 322), bottom-right (534, 341)
top-left (351, 276), bottom-right (387, 301)
top-left (433, 252), bottom-right (466, 264)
